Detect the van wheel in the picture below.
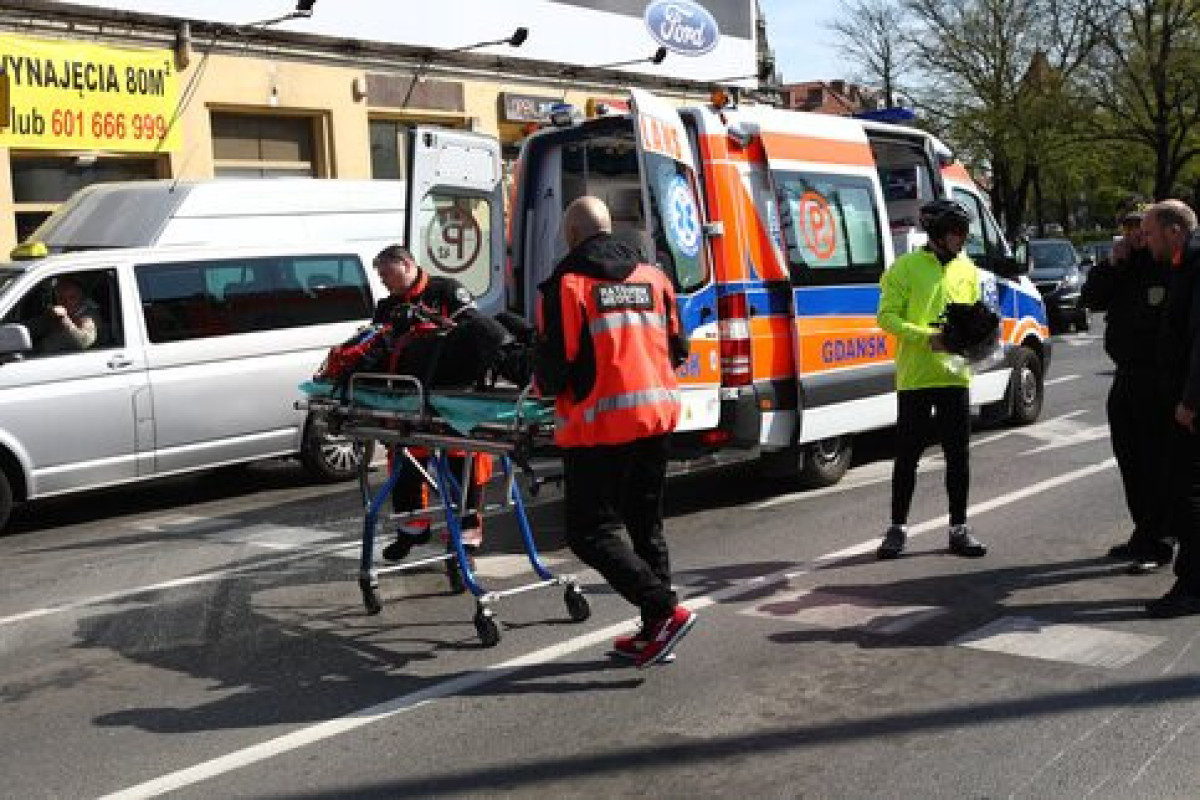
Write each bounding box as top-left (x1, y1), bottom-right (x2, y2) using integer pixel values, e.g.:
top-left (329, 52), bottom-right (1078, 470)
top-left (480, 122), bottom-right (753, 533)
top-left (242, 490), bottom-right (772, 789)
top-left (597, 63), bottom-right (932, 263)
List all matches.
top-left (1006, 347), bottom-right (1044, 426)
top-left (798, 436), bottom-right (852, 488)
top-left (301, 422), bottom-right (373, 482)
top-left (0, 469), bottom-right (12, 532)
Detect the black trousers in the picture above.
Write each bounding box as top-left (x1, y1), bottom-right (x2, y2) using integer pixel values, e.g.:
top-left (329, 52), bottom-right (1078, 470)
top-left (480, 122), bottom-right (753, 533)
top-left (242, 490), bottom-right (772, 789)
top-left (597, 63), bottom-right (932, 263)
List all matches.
top-left (1108, 370), bottom-right (1173, 559)
top-left (891, 387), bottom-right (971, 527)
top-left (562, 434), bottom-right (677, 625)
top-left (1165, 425), bottom-right (1200, 593)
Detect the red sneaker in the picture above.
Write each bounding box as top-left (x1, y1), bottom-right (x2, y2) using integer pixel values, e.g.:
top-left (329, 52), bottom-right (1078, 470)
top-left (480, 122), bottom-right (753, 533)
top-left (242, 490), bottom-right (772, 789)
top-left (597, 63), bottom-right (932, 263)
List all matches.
top-left (635, 605), bottom-right (696, 669)
top-left (611, 628), bottom-right (675, 663)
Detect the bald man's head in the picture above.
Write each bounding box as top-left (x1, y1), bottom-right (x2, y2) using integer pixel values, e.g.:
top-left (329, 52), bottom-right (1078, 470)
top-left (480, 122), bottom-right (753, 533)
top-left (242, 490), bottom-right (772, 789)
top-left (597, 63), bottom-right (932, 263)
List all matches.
top-left (562, 196), bottom-right (612, 249)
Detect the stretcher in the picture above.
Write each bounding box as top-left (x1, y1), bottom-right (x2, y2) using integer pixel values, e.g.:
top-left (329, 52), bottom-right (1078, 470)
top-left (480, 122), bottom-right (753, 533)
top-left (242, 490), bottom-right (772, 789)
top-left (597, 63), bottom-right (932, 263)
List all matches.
top-left (298, 373), bottom-right (589, 646)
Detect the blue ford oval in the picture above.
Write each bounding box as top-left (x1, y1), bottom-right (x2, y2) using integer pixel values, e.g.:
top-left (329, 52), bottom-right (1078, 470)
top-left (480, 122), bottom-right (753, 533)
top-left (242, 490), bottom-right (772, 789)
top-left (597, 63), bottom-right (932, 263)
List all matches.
top-left (644, 0), bottom-right (719, 56)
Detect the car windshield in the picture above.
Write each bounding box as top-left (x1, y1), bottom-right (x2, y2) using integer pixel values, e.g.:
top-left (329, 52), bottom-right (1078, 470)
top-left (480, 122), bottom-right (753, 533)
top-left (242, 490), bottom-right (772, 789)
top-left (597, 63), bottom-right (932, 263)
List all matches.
top-left (1029, 241), bottom-right (1078, 277)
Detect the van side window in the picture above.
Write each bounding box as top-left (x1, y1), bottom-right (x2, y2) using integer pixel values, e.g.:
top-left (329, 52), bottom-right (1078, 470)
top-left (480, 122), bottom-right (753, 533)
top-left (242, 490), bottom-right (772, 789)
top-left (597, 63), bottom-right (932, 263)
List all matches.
top-left (0, 268), bottom-right (123, 355)
top-left (773, 172), bottom-right (884, 286)
top-left (137, 255), bottom-right (371, 343)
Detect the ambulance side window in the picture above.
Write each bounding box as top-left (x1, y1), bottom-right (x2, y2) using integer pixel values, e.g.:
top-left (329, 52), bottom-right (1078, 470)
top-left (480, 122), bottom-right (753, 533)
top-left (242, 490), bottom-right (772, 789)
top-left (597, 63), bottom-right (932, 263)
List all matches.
top-left (643, 152), bottom-right (708, 293)
top-left (952, 187), bottom-right (1010, 265)
top-left (773, 171), bottom-right (885, 286)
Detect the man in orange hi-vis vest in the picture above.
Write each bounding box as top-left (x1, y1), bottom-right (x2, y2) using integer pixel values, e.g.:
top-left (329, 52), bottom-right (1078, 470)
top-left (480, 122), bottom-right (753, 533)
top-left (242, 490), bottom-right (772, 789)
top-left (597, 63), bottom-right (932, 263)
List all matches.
top-left (535, 196), bottom-right (696, 668)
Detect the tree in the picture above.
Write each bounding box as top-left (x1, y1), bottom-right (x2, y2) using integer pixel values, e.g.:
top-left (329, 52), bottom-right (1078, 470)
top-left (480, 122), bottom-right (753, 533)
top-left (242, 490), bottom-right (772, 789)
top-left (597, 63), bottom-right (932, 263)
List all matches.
top-left (1085, 0), bottom-right (1200, 199)
top-left (902, 0), bottom-right (1105, 236)
top-left (827, 0), bottom-right (914, 108)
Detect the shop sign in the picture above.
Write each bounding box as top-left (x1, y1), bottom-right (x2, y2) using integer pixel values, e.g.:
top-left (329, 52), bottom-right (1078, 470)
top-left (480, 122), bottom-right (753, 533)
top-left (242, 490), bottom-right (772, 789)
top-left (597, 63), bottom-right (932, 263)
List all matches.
top-left (644, 0), bottom-right (720, 56)
top-left (0, 34), bottom-right (180, 152)
top-left (500, 93), bottom-right (559, 124)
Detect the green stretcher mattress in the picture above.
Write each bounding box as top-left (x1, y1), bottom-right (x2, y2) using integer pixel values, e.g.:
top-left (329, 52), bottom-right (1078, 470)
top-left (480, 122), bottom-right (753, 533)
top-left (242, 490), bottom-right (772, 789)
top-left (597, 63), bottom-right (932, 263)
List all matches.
top-left (300, 380), bottom-right (554, 436)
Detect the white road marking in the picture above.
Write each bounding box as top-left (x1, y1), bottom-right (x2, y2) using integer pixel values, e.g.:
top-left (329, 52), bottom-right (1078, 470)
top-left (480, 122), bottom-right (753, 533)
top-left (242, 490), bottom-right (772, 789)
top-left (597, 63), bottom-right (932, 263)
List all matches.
top-left (101, 455), bottom-right (1118, 800)
top-left (741, 588), bottom-right (944, 634)
top-left (1044, 374), bottom-right (1081, 386)
top-left (754, 410), bottom-right (1094, 511)
top-left (953, 616), bottom-right (1164, 669)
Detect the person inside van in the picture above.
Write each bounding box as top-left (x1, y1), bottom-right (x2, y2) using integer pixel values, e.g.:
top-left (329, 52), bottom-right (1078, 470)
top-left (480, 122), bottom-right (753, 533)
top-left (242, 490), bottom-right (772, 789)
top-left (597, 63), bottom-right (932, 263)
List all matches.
top-left (29, 275), bottom-right (100, 354)
top-left (369, 244), bottom-right (492, 564)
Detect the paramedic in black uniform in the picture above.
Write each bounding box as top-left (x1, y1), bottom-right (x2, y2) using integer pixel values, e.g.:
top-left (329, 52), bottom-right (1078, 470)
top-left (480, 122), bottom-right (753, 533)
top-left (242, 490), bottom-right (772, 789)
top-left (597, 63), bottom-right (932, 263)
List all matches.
top-left (370, 244), bottom-right (490, 562)
top-left (1081, 198), bottom-right (1175, 573)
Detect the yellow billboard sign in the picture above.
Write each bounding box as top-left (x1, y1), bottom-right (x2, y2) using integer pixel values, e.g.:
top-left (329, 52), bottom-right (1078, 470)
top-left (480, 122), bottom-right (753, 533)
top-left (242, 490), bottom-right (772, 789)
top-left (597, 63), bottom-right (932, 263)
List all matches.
top-left (0, 34), bottom-right (180, 152)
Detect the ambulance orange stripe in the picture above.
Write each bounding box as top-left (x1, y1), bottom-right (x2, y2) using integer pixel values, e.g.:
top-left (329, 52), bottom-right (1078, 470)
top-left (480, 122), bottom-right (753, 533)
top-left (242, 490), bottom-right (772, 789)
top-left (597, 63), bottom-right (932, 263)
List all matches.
top-left (758, 132), bottom-right (875, 168)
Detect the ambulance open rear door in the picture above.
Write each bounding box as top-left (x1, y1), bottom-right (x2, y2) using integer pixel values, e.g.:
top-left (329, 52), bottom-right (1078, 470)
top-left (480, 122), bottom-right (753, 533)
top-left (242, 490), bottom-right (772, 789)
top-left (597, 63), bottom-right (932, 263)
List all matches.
top-left (628, 88), bottom-right (720, 434)
top-left (406, 127), bottom-right (506, 316)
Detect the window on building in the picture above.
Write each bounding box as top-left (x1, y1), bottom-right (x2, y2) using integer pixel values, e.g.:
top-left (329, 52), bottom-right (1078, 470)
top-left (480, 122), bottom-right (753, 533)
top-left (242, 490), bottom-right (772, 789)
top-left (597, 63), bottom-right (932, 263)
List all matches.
top-left (9, 155), bottom-right (164, 242)
top-left (211, 113), bottom-right (319, 178)
top-left (369, 119), bottom-right (410, 180)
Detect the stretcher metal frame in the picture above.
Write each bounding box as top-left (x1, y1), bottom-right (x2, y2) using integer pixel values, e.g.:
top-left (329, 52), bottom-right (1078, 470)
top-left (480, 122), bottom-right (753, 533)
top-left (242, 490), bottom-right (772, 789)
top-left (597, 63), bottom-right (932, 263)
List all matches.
top-left (301, 372), bottom-right (590, 646)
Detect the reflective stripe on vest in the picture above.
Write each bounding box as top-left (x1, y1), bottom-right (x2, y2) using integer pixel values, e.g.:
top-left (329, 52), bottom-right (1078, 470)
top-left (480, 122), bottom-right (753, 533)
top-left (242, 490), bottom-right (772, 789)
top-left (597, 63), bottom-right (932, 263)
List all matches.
top-left (589, 310), bottom-right (666, 336)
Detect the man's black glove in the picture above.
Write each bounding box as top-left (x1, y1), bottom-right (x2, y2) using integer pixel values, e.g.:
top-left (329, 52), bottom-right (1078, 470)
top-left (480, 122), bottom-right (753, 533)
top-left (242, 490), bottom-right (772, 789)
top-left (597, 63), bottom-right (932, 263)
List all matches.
top-left (938, 301), bottom-right (1001, 362)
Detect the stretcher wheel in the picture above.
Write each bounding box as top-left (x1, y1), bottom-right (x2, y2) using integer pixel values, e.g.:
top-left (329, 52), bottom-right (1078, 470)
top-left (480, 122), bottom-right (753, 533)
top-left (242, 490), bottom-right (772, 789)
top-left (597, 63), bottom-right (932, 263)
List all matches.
top-left (359, 577), bottom-right (383, 615)
top-left (564, 586), bottom-right (591, 622)
top-left (446, 557), bottom-right (466, 594)
top-left (474, 606), bottom-right (501, 647)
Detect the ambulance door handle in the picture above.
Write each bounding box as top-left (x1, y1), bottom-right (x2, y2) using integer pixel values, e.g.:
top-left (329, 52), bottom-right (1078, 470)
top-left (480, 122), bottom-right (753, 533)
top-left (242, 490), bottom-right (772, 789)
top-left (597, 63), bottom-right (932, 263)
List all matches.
top-left (108, 355), bottom-right (134, 369)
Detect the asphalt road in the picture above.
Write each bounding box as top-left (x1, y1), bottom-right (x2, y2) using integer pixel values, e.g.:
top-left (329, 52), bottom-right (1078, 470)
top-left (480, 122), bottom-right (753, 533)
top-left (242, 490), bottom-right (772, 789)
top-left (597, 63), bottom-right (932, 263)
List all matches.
top-left (2, 325), bottom-right (1197, 800)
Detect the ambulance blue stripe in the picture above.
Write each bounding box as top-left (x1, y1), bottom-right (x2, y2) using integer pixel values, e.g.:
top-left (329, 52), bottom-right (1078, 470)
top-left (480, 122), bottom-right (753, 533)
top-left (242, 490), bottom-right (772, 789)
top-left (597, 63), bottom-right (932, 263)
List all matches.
top-left (793, 285), bottom-right (881, 316)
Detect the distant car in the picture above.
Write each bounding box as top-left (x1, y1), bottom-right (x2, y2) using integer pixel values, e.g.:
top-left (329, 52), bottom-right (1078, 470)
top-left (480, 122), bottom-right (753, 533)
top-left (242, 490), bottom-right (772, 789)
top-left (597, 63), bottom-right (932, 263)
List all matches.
top-left (1079, 239), bottom-right (1116, 271)
top-left (1022, 238), bottom-right (1089, 332)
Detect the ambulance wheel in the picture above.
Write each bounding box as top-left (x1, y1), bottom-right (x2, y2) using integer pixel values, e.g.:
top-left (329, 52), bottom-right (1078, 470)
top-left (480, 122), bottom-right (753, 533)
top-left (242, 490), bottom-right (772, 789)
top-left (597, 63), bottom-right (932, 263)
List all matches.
top-left (564, 586), bottom-right (591, 622)
top-left (1006, 347), bottom-right (1044, 426)
top-left (798, 436), bottom-right (852, 488)
top-left (474, 606), bottom-right (501, 647)
top-left (301, 419), bottom-right (373, 483)
top-left (359, 577), bottom-right (383, 615)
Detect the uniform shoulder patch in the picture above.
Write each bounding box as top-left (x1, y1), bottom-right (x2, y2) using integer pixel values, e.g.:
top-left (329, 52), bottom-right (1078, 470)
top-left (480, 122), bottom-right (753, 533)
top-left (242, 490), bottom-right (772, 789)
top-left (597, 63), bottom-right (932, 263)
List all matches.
top-left (594, 282), bottom-right (654, 312)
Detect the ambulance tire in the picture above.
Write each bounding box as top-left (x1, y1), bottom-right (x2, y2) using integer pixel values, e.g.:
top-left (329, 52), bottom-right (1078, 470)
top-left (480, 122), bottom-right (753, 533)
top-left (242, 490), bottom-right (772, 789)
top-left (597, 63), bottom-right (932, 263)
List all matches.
top-left (985, 346), bottom-right (1043, 427)
top-left (798, 436), bottom-right (853, 488)
top-left (301, 419), bottom-right (374, 483)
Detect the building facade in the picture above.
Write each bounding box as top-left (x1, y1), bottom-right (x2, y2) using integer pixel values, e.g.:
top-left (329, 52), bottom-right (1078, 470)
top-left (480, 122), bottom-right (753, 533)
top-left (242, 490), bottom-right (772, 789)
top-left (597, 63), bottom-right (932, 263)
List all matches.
top-left (0, 0), bottom-right (769, 253)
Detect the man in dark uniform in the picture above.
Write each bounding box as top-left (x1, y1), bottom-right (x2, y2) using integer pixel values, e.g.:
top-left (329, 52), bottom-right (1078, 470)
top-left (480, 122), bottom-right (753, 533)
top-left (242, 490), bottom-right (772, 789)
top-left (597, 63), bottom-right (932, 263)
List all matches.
top-left (1144, 200), bottom-right (1200, 618)
top-left (535, 196), bottom-right (696, 668)
top-left (370, 245), bottom-right (490, 562)
top-left (1081, 199), bottom-right (1175, 572)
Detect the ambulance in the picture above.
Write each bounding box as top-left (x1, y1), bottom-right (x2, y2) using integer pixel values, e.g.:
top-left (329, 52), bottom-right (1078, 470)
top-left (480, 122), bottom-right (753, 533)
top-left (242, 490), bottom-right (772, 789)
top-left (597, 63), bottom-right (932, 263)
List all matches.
top-left (408, 89), bottom-right (1051, 487)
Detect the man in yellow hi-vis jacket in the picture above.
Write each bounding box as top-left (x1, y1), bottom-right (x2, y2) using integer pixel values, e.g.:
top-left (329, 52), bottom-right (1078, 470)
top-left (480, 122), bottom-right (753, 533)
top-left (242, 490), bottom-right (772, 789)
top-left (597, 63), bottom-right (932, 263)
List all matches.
top-left (876, 198), bottom-right (988, 560)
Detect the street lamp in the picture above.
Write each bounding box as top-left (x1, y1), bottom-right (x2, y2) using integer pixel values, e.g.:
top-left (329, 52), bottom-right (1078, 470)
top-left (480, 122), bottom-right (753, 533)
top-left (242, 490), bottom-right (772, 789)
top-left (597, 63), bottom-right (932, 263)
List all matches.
top-left (557, 47), bottom-right (669, 103)
top-left (245, 0), bottom-right (317, 28)
top-left (401, 27), bottom-right (529, 108)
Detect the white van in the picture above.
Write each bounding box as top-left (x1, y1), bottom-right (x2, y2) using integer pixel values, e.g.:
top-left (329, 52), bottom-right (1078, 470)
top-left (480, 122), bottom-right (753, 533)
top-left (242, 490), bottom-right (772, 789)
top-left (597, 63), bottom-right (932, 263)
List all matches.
top-left (0, 132), bottom-right (510, 530)
top-left (0, 241), bottom-right (389, 531)
top-left (23, 178), bottom-right (407, 253)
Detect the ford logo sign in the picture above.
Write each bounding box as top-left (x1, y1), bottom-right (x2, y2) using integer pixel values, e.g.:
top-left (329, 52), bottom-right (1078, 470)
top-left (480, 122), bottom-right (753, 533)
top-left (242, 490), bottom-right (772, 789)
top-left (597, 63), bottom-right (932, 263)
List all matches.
top-left (644, 0), bottom-right (719, 57)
